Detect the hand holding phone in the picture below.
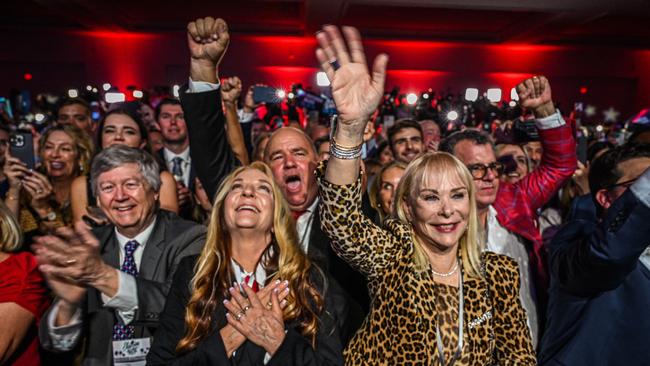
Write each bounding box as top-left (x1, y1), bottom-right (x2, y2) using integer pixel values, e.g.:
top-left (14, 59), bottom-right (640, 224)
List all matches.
top-left (9, 132), bottom-right (35, 170)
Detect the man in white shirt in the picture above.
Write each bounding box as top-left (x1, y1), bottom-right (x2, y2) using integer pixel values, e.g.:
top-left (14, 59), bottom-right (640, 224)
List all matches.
top-left (37, 145), bottom-right (205, 366)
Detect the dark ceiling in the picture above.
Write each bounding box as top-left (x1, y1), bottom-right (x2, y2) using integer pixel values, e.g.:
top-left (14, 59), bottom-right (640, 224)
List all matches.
top-left (4, 0), bottom-right (650, 47)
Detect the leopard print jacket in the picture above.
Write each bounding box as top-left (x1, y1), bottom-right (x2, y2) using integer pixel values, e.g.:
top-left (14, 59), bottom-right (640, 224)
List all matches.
top-left (318, 171), bottom-right (536, 365)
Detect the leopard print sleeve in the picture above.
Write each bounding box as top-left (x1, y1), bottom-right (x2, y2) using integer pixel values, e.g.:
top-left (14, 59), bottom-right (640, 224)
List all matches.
top-left (317, 163), bottom-right (406, 279)
top-left (485, 252), bottom-right (537, 365)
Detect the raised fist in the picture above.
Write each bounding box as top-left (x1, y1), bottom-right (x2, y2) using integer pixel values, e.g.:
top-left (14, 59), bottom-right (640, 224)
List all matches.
top-left (187, 17), bottom-right (229, 64)
top-left (221, 76), bottom-right (242, 104)
top-left (516, 75), bottom-right (555, 118)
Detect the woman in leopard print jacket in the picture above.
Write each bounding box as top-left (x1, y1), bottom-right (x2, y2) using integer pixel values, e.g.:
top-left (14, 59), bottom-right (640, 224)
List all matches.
top-left (314, 25), bottom-right (536, 365)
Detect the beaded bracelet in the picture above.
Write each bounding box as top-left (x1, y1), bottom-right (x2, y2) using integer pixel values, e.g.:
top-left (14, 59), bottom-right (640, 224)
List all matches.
top-left (330, 138), bottom-right (363, 160)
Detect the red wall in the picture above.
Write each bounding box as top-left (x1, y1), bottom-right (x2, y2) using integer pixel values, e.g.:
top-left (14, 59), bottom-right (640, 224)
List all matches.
top-left (1, 29), bottom-right (649, 118)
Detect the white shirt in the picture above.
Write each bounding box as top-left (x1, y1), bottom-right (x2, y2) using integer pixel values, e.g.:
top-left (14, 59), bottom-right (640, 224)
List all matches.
top-left (297, 198), bottom-right (319, 254)
top-left (163, 147), bottom-right (192, 187)
top-left (485, 206), bottom-right (539, 348)
top-left (47, 219), bottom-right (158, 351)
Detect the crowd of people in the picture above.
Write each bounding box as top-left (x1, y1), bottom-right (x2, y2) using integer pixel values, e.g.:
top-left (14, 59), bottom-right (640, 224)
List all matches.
top-left (0, 15), bottom-right (649, 366)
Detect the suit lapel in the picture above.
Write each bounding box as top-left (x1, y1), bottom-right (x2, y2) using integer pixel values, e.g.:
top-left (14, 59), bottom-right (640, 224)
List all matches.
top-left (138, 212), bottom-right (165, 279)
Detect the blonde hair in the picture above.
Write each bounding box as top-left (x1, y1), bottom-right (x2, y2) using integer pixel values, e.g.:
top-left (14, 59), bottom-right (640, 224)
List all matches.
top-left (40, 124), bottom-right (94, 176)
top-left (0, 201), bottom-right (23, 252)
top-left (177, 162), bottom-right (323, 353)
top-left (393, 152), bottom-right (483, 279)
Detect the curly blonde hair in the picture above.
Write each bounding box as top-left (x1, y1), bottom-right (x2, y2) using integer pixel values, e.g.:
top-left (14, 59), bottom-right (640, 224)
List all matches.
top-left (176, 162), bottom-right (324, 353)
top-left (0, 201), bottom-right (22, 252)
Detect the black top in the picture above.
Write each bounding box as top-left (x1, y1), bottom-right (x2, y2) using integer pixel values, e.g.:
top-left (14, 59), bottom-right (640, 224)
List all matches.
top-left (147, 255), bottom-right (347, 366)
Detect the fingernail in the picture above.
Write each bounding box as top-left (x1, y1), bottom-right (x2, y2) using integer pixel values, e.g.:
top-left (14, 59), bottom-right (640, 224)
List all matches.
top-left (275, 279), bottom-right (281, 285)
top-left (283, 280), bottom-right (289, 285)
top-left (195, 37), bottom-right (201, 41)
top-left (284, 288), bottom-right (290, 293)
top-left (225, 312), bottom-right (231, 317)
top-left (273, 288), bottom-right (279, 293)
top-left (228, 287), bottom-right (234, 292)
top-left (223, 299), bottom-right (229, 304)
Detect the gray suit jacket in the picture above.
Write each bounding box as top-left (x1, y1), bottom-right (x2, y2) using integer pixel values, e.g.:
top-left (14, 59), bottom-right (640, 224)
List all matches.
top-left (39, 209), bottom-right (206, 366)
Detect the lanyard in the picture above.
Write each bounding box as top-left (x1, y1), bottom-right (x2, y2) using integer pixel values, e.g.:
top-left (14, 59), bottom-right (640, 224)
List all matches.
top-left (435, 264), bottom-right (464, 366)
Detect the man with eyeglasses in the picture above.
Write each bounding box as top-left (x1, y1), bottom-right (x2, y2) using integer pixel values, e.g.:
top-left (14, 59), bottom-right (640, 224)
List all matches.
top-left (539, 143), bottom-right (650, 366)
top-left (440, 76), bottom-right (576, 347)
top-left (56, 98), bottom-right (93, 134)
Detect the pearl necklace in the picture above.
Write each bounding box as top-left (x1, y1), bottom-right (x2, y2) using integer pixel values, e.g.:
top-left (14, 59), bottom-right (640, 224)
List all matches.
top-left (431, 259), bottom-right (459, 277)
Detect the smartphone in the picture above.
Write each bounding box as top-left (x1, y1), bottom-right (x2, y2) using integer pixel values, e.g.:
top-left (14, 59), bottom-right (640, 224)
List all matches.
top-left (576, 128), bottom-right (588, 164)
top-left (253, 86), bottom-right (280, 104)
top-left (497, 154), bottom-right (518, 175)
top-left (9, 132), bottom-right (35, 170)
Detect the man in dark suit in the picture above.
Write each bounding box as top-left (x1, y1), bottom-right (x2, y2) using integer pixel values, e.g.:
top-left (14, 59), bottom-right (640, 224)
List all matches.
top-left (179, 16), bottom-right (367, 339)
top-left (539, 143), bottom-right (650, 365)
top-left (37, 145), bottom-right (206, 366)
top-left (155, 98), bottom-right (197, 219)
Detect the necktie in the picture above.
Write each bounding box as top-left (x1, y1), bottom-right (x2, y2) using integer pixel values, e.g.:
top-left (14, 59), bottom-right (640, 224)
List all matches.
top-left (243, 274), bottom-right (259, 293)
top-left (171, 157), bottom-right (184, 181)
top-left (112, 240), bottom-right (139, 340)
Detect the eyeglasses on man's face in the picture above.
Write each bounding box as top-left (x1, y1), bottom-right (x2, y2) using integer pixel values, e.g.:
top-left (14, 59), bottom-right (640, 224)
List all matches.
top-left (466, 162), bottom-right (505, 180)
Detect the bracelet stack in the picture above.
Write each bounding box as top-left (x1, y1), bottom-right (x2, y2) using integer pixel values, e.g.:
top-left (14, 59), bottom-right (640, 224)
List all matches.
top-left (330, 138), bottom-right (363, 160)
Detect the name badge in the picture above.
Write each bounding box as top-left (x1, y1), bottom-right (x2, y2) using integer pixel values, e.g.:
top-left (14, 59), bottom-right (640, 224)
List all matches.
top-left (113, 337), bottom-right (151, 366)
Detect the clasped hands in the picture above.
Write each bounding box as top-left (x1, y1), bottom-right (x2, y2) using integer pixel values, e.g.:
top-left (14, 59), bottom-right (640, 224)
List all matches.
top-left (223, 280), bottom-right (291, 357)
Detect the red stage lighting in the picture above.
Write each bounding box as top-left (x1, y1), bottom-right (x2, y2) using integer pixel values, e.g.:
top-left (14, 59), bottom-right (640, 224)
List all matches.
top-left (23, 73), bottom-right (32, 80)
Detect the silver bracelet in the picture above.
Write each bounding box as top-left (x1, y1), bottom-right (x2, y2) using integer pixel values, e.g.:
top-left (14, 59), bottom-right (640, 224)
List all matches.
top-left (330, 138), bottom-right (363, 160)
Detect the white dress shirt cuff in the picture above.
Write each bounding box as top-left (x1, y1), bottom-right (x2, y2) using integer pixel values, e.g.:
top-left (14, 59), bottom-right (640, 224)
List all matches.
top-left (187, 77), bottom-right (221, 93)
top-left (101, 271), bottom-right (139, 324)
top-left (238, 109), bottom-right (256, 123)
top-left (630, 168), bottom-right (650, 208)
top-left (535, 110), bottom-right (566, 130)
top-left (47, 300), bottom-right (83, 351)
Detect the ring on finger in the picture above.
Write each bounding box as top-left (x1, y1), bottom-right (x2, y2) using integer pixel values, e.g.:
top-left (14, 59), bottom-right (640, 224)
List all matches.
top-left (235, 311), bottom-right (244, 321)
top-left (329, 59), bottom-right (340, 70)
top-left (266, 301), bottom-right (273, 310)
top-left (242, 304), bottom-right (251, 313)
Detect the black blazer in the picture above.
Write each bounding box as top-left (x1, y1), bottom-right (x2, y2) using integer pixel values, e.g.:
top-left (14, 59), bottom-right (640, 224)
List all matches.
top-left (147, 255), bottom-right (346, 365)
top-left (181, 87), bottom-right (369, 335)
top-left (39, 210), bottom-right (207, 366)
top-left (179, 86), bottom-right (240, 201)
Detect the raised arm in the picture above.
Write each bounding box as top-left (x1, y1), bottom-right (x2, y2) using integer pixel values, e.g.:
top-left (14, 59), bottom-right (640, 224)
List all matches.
top-left (180, 17), bottom-right (238, 200)
top-left (550, 169), bottom-right (650, 297)
top-left (221, 76), bottom-right (250, 165)
top-left (316, 26), bottom-right (408, 278)
top-left (510, 76), bottom-right (576, 211)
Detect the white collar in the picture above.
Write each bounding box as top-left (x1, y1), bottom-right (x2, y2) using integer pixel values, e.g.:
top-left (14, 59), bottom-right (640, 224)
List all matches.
top-left (164, 147), bottom-right (190, 163)
top-left (114, 217), bottom-right (157, 250)
top-left (230, 245), bottom-right (275, 288)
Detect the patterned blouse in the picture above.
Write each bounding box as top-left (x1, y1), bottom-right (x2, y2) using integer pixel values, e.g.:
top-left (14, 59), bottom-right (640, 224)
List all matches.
top-left (317, 170), bottom-right (536, 365)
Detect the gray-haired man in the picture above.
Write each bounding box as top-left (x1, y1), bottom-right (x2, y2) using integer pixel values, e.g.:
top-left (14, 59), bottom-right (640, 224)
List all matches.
top-left (37, 145), bottom-right (205, 366)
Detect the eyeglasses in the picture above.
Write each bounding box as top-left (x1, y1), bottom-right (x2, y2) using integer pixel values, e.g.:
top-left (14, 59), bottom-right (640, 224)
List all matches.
top-left (605, 177), bottom-right (638, 191)
top-left (466, 162), bottom-right (505, 180)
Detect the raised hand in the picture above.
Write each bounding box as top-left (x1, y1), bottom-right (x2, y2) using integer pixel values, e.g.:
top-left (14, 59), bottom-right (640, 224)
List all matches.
top-left (187, 17), bottom-right (230, 83)
top-left (315, 25), bottom-right (388, 144)
top-left (221, 76), bottom-right (243, 105)
top-left (516, 75), bottom-right (555, 118)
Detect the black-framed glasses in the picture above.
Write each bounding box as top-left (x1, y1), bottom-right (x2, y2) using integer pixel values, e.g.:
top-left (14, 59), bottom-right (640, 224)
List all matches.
top-left (605, 177), bottom-right (638, 191)
top-left (466, 162), bottom-right (505, 180)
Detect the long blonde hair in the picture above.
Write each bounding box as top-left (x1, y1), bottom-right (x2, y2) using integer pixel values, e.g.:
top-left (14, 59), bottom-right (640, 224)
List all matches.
top-left (0, 201), bottom-right (22, 252)
top-left (176, 162), bottom-right (323, 352)
top-left (393, 152), bottom-right (483, 278)
top-left (369, 160), bottom-right (408, 223)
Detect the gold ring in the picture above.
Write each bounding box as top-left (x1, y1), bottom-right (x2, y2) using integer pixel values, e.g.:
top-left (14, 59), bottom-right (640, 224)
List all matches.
top-left (266, 301), bottom-right (273, 310)
top-left (242, 305), bottom-right (251, 313)
top-left (235, 312), bottom-right (244, 321)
